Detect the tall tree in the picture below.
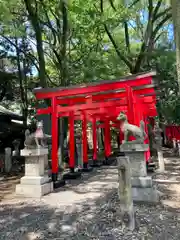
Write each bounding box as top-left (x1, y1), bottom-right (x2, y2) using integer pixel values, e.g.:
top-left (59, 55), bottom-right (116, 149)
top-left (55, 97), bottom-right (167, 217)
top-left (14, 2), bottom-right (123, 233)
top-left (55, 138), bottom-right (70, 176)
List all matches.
top-left (23, 0), bottom-right (47, 88)
top-left (171, 0), bottom-right (180, 91)
top-left (101, 0), bottom-right (172, 73)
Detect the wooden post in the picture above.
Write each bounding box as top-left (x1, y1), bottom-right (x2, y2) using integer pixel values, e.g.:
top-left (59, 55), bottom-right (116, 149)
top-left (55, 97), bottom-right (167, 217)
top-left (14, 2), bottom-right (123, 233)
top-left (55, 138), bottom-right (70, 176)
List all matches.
top-left (107, 120), bottom-right (111, 156)
top-left (92, 117), bottom-right (97, 161)
top-left (144, 116), bottom-right (151, 163)
top-left (91, 122), bottom-right (102, 167)
top-left (104, 118), bottom-right (111, 157)
top-left (82, 111), bottom-right (88, 167)
top-left (126, 86), bottom-right (135, 124)
top-left (63, 112), bottom-right (82, 179)
top-left (103, 118), bottom-right (112, 165)
top-left (51, 97), bottom-right (58, 181)
top-left (117, 156), bottom-right (135, 231)
top-left (104, 119), bottom-right (108, 159)
top-left (69, 111), bottom-right (75, 170)
top-left (126, 86), bottom-right (135, 141)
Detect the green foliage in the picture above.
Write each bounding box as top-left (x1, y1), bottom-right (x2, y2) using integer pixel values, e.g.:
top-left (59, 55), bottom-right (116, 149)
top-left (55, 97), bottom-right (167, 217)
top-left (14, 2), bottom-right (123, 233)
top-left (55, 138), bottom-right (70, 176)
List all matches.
top-left (0, 0), bottom-right (179, 124)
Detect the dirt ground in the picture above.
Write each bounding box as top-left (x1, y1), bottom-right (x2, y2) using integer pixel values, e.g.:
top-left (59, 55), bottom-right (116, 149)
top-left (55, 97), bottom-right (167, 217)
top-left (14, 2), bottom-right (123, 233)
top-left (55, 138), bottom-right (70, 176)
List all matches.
top-left (0, 173), bottom-right (23, 201)
top-left (1, 151), bottom-right (180, 239)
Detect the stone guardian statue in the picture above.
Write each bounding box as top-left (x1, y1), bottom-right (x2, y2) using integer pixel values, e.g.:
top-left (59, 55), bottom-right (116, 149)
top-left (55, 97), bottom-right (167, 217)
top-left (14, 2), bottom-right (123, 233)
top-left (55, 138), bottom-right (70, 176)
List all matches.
top-left (24, 121), bottom-right (46, 149)
top-left (117, 112), bottom-right (147, 143)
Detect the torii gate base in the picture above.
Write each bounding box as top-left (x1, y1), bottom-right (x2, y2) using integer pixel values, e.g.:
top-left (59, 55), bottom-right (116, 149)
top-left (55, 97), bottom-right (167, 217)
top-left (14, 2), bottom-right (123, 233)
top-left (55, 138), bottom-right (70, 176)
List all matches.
top-left (103, 156), bottom-right (115, 166)
top-left (90, 160), bottom-right (103, 168)
top-left (63, 169), bottom-right (82, 180)
top-left (80, 162), bottom-right (93, 172)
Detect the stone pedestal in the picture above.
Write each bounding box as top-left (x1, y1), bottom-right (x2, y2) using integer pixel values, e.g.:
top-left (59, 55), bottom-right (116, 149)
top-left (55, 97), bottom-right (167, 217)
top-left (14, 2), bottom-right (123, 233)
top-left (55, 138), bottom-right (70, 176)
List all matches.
top-left (5, 148), bottom-right (12, 173)
top-left (121, 142), bottom-right (159, 203)
top-left (16, 148), bottom-right (53, 198)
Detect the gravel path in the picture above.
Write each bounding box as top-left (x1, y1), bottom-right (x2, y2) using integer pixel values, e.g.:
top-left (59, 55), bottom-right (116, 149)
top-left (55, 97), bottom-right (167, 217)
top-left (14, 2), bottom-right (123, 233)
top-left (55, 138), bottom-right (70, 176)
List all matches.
top-left (1, 157), bottom-right (180, 239)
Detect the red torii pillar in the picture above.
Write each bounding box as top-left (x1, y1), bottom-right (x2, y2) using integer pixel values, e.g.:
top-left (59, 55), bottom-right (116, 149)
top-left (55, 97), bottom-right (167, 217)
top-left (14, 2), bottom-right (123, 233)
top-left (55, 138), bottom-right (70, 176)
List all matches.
top-left (92, 117), bottom-right (97, 161)
top-left (69, 111), bottom-right (75, 171)
top-left (91, 116), bottom-right (103, 167)
top-left (82, 111), bottom-right (88, 168)
top-left (126, 86), bottom-right (135, 141)
top-left (136, 98), bottom-right (151, 162)
top-left (126, 86), bottom-right (135, 124)
top-left (143, 113), bottom-right (151, 162)
top-left (51, 97), bottom-right (59, 181)
top-left (104, 118), bottom-right (111, 162)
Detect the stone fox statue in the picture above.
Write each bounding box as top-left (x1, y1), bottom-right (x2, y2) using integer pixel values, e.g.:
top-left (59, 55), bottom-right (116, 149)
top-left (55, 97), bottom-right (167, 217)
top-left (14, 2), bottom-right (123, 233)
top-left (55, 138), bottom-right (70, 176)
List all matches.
top-left (24, 121), bottom-right (46, 149)
top-left (117, 112), bottom-right (147, 143)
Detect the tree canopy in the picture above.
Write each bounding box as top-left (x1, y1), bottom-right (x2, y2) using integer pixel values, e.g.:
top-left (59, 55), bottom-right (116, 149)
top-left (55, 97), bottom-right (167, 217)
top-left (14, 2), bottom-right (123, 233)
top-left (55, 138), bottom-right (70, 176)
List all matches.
top-left (0, 0), bottom-right (179, 124)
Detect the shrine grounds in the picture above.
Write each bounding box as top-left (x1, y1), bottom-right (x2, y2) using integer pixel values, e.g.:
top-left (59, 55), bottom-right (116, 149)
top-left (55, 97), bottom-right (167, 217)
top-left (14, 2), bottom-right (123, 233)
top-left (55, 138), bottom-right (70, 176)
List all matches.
top-left (1, 151), bottom-right (180, 240)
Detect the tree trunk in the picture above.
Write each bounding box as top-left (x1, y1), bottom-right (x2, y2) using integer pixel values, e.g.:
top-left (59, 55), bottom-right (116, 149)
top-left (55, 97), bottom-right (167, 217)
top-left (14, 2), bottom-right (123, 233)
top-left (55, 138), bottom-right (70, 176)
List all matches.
top-left (171, 0), bottom-right (180, 91)
top-left (22, 36), bottom-right (29, 127)
top-left (24, 0), bottom-right (47, 88)
top-left (60, 0), bottom-right (68, 86)
top-left (15, 37), bottom-right (28, 126)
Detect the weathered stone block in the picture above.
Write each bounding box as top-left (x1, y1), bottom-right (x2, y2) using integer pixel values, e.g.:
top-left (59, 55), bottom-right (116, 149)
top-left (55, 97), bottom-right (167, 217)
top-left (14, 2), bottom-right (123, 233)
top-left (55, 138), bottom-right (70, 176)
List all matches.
top-left (121, 142), bottom-right (149, 152)
top-left (16, 182), bottom-right (53, 198)
top-left (121, 143), bottom-right (148, 177)
top-left (25, 156), bottom-right (45, 176)
top-left (120, 143), bottom-right (159, 203)
top-left (132, 185), bottom-right (159, 203)
top-left (131, 176), bottom-right (153, 188)
top-left (16, 148), bottom-right (53, 198)
top-left (21, 148), bottom-right (48, 156)
top-left (20, 175), bottom-right (50, 185)
top-left (117, 156), bottom-right (135, 230)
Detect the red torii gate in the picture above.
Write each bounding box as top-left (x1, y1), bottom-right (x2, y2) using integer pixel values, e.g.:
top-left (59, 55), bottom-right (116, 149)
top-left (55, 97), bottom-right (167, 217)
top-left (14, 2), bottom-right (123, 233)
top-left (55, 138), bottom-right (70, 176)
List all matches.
top-left (33, 71), bottom-right (158, 184)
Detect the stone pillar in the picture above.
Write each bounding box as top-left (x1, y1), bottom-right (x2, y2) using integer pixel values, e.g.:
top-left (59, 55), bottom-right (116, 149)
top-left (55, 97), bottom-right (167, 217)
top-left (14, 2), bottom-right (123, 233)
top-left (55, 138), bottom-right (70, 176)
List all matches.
top-left (12, 139), bottom-right (20, 156)
top-left (121, 142), bottom-right (159, 203)
top-left (155, 134), bottom-right (165, 172)
top-left (76, 137), bottom-right (83, 168)
top-left (5, 147), bottom-right (12, 173)
top-left (16, 148), bottom-right (53, 198)
top-left (177, 140), bottom-right (180, 156)
top-left (97, 128), bottom-right (103, 150)
top-left (153, 124), bottom-right (165, 172)
top-left (173, 138), bottom-right (177, 149)
top-left (117, 156), bottom-right (135, 230)
top-left (87, 126), bottom-right (93, 149)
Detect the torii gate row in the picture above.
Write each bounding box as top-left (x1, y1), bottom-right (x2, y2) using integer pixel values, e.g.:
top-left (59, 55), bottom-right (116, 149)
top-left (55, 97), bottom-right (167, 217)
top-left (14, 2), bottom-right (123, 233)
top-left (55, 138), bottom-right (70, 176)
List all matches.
top-left (34, 71), bottom-right (158, 182)
top-left (34, 72), bottom-right (156, 100)
top-left (36, 94), bottom-right (157, 168)
top-left (53, 103), bottom-right (156, 121)
top-left (37, 94), bottom-right (156, 119)
top-left (55, 84), bottom-right (156, 105)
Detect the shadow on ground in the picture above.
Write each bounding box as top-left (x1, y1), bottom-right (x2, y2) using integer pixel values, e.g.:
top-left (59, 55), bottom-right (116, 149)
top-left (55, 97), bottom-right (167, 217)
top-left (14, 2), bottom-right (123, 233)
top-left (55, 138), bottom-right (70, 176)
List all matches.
top-left (1, 187), bottom-right (180, 240)
top-left (1, 153), bottom-right (180, 239)
top-left (0, 173), bottom-right (23, 201)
